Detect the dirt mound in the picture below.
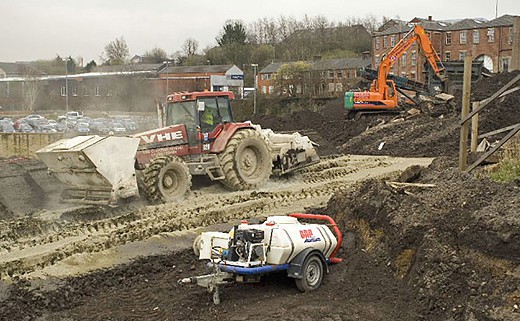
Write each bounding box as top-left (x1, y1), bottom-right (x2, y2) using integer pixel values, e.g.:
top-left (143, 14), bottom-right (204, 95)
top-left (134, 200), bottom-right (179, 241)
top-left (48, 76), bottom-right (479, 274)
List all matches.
top-left (325, 157), bottom-right (520, 321)
top-left (251, 71), bottom-right (520, 158)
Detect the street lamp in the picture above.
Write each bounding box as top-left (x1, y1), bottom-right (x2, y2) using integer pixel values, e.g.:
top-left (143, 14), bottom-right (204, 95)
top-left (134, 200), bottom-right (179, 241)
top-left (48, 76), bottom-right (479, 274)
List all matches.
top-left (248, 63), bottom-right (259, 115)
top-left (163, 61), bottom-right (171, 98)
top-left (64, 58), bottom-right (70, 113)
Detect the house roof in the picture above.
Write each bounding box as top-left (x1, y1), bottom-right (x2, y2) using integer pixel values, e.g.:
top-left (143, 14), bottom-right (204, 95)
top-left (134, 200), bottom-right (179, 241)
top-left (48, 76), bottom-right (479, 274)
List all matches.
top-left (161, 64), bottom-right (236, 74)
top-left (94, 64), bottom-right (162, 73)
top-left (375, 14), bottom-right (518, 36)
top-left (312, 57), bottom-right (371, 71)
top-left (259, 58), bottom-right (370, 74)
top-left (447, 18), bottom-right (487, 31)
top-left (0, 62), bottom-right (45, 77)
top-left (259, 62), bottom-right (284, 74)
top-left (482, 14), bottom-right (517, 28)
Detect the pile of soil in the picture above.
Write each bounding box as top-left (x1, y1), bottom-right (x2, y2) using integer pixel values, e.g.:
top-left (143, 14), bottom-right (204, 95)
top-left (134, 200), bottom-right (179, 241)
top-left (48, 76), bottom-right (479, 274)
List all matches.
top-left (325, 157), bottom-right (520, 321)
top-left (251, 71), bottom-right (520, 158)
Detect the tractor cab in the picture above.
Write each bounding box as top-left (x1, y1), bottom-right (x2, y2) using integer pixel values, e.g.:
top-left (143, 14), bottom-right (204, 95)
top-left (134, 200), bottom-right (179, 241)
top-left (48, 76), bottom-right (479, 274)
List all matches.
top-left (165, 92), bottom-right (235, 143)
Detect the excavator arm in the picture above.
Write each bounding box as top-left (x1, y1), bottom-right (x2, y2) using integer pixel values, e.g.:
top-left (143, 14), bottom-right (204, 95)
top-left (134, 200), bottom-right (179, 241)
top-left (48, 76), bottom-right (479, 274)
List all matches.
top-left (345, 24), bottom-right (446, 113)
top-left (375, 25), bottom-right (446, 95)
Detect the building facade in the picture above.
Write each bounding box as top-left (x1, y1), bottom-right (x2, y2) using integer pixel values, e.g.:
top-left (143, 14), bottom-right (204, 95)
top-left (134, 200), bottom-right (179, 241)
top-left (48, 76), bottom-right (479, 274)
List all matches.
top-left (257, 57), bottom-right (370, 97)
top-left (372, 15), bottom-right (518, 83)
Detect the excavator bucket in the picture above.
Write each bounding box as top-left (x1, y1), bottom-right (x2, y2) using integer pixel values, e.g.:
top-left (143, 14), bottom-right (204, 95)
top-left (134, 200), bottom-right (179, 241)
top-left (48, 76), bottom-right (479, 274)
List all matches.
top-left (36, 135), bottom-right (140, 205)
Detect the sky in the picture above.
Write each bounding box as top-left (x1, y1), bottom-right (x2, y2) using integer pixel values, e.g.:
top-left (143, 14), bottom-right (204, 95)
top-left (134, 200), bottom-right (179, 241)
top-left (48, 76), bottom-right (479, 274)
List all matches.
top-left (0, 0), bottom-right (518, 65)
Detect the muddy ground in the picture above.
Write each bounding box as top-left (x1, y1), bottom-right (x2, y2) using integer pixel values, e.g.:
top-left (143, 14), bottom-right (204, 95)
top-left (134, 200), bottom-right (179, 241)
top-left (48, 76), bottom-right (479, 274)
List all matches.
top-left (0, 72), bottom-right (519, 321)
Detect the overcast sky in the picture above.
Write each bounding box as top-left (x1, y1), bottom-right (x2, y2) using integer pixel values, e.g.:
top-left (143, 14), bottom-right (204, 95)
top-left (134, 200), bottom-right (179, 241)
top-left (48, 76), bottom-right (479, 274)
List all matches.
top-left (0, 0), bottom-right (518, 65)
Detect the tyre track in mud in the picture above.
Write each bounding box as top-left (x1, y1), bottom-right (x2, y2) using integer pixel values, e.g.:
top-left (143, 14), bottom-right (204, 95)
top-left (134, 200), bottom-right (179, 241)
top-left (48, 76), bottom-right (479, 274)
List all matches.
top-left (0, 155), bottom-right (433, 279)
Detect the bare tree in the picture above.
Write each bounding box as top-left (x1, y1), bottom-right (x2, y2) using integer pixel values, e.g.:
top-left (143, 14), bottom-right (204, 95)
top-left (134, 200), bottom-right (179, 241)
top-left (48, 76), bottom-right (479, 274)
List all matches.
top-left (22, 66), bottom-right (42, 111)
top-left (143, 47), bottom-right (169, 63)
top-left (102, 37), bottom-right (129, 65)
top-left (182, 38), bottom-right (199, 57)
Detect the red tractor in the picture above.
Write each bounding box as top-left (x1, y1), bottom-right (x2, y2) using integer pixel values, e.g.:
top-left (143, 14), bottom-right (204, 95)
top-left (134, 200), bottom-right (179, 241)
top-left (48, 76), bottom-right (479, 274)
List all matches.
top-left (37, 91), bottom-right (319, 204)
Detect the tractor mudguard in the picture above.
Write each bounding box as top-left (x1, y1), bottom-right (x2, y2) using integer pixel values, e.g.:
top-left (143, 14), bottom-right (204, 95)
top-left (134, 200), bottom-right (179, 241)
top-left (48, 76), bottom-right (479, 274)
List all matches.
top-left (287, 248), bottom-right (328, 279)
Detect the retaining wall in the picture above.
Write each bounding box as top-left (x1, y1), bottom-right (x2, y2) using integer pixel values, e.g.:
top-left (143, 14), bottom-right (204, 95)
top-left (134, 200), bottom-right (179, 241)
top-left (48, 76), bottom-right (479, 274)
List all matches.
top-left (0, 133), bottom-right (64, 158)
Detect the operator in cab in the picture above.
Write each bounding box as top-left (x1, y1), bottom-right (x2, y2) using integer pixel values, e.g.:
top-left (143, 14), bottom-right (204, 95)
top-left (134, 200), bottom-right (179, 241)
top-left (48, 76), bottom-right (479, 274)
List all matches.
top-left (201, 108), bottom-right (216, 132)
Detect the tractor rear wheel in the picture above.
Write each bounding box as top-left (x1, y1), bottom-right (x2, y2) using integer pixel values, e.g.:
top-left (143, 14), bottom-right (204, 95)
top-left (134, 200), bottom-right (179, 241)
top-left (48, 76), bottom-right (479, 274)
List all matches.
top-left (218, 129), bottom-right (272, 191)
top-left (142, 155), bottom-right (192, 203)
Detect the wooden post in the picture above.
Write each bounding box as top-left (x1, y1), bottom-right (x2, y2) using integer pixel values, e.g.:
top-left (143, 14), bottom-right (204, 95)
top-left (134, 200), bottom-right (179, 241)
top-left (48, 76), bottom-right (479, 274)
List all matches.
top-left (459, 56), bottom-right (472, 171)
top-left (512, 17), bottom-right (520, 71)
top-left (471, 101), bottom-right (479, 153)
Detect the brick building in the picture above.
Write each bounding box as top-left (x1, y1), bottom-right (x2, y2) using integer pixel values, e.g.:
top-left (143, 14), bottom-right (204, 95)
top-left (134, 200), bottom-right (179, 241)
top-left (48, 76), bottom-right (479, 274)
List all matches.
top-left (372, 14), bottom-right (518, 83)
top-left (157, 64), bottom-right (244, 97)
top-left (257, 57), bottom-right (370, 97)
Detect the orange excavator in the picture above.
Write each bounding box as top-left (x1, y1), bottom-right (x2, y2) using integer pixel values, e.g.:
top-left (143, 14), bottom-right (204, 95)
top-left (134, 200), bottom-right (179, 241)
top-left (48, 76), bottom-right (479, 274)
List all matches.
top-left (345, 24), bottom-right (447, 115)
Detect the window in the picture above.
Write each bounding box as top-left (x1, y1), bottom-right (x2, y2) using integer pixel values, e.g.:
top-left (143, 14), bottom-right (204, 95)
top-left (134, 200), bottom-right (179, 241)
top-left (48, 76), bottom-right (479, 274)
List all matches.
top-left (335, 83), bottom-right (343, 92)
top-left (328, 83), bottom-right (335, 92)
top-left (401, 72), bottom-right (407, 78)
top-left (401, 53), bottom-right (407, 67)
top-left (261, 74), bottom-right (270, 81)
top-left (446, 32), bottom-right (452, 45)
top-left (375, 37), bottom-right (380, 50)
top-left (383, 36), bottom-right (388, 48)
top-left (337, 70), bottom-right (343, 78)
top-left (375, 55), bottom-right (381, 68)
top-left (72, 87), bottom-right (77, 97)
top-left (410, 71), bottom-right (416, 81)
top-left (60, 86), bottom-right (66, 96)
top-left (268, 86), bottom-right (274, 94)
top-left (473, 30), bottom-right (480, 44)
top-left (459, 30), bottom-right (467, 44)
top-left (502, 57), bottom-right (510, 72)
top-left (445, 51), bottom-right (451, 61)
top-left (411, 51), bottom-right (417, 66)
top-left (83, 87), bottom-right (89, 96)
top-left (390, 35), bottom-right (396, 47)
top-left (262, 86), bottom-right (267, 94)
top-left (487, 28), bottom-right (495, 42)
top-left (95, 86), bottom-right (100, 96)
top-left (328, 70), bottom-right (334, 79)
top-left (459, 51), bottom-right (467, 60)
top-left (509, 27), bottom-right (513, 44)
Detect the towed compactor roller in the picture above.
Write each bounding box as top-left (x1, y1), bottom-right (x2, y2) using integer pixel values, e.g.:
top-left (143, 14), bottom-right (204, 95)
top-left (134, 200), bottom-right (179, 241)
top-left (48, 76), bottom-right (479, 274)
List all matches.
top-left (36, 135), bottom-right (140, 204)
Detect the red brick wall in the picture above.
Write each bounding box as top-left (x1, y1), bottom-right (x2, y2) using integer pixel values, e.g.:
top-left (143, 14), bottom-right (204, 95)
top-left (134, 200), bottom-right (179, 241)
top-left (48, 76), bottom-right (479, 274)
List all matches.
top-left (372, 23), bottom-right (514, 80)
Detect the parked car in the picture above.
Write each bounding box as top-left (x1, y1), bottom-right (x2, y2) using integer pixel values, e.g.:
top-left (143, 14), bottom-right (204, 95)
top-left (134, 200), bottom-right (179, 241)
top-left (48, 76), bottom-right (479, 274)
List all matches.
top-left (110, 122), bottom-right (126, 133)
top-left (73, 122), bottom-right (91, 134)
top-left (17, 123), bottom-right (34, 133)
top-left (0, 123), bottom-right (16, 133)
top-left (58, 111), bottom-right (84, 122)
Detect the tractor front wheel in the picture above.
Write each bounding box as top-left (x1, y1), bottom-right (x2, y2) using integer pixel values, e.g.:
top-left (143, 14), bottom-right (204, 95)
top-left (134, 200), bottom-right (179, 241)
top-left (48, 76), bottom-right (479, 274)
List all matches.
top-left (142, 155), bottom-right (192, 203)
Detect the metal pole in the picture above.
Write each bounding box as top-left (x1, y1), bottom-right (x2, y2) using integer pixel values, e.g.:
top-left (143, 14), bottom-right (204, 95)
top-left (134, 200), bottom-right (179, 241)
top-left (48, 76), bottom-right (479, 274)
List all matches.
top-left (252, 63), bottom-right (258, 115)
top-left (166, 62), bottom-right (169, 97)
top-left (65, 60), bottom-right (69, 113)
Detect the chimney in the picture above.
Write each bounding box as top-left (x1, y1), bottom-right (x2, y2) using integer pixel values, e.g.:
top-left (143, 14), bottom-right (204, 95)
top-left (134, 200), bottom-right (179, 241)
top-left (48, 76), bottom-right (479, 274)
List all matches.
top-left (428, 16), bottom-right (433, 21)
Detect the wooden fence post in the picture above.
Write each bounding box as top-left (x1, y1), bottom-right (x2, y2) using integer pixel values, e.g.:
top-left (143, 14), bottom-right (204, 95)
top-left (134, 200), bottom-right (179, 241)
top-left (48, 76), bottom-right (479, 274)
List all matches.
top-left (459, 56), bottom-right (472, 171)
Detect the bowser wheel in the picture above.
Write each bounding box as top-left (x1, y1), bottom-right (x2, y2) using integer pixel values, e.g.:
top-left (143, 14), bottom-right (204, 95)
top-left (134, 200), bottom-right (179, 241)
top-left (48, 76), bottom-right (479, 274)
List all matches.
top-left (218, 129), bottom-right (272, 191)
top-left (142, 155), bottom-right (192, 203)
top-left (295, 254), bottom-right (324, 292)
top-left (192, 234), bottom-right (202, 257)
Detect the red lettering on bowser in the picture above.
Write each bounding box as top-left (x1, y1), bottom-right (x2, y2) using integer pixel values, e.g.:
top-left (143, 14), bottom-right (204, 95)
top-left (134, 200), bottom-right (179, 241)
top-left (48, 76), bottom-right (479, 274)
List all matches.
top-left (299, 229), bottom-right (313, 238)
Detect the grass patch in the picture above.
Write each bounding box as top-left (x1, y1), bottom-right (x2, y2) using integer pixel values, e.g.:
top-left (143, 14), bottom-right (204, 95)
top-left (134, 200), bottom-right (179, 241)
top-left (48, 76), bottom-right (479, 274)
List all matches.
top-left (348, 219), bottom-right (384, 252)
top-left (489, 138), bottom-right (520, 183)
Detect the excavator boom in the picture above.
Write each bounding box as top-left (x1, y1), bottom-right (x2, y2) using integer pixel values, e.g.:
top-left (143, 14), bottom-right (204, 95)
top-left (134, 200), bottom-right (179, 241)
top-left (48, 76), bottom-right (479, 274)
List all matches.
top-left (345, 24), bottom-right (446, 114)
